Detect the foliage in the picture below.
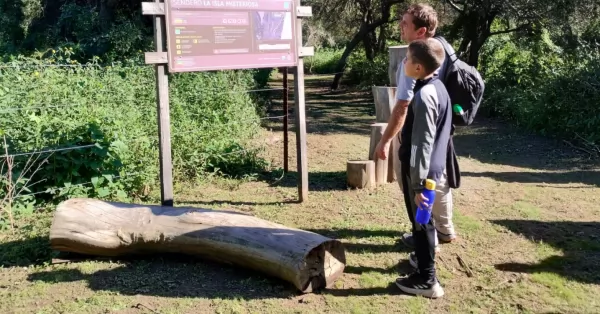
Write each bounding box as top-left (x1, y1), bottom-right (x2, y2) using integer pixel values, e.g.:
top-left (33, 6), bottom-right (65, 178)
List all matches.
top-left (0, 52), bottom-right (270, 218)
top-left (480, 29), bottom-right (600, 143)
top-left (0, 0), bottom-right (152, 63)
top-left (345, 50), bottom-right (390, 88)
top-left (434, 0), bottom-right (599, 66)
top-left (304, 48), bottom-right (343, 74)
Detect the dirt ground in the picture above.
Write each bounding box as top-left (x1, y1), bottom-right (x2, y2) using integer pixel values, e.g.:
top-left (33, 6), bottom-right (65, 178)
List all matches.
top-left (1, 75), bottom-right (599, 314)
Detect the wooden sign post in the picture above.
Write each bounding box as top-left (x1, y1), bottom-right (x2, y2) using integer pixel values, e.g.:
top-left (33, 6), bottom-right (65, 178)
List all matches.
top-left (142, 0), bottom-right (312, 204)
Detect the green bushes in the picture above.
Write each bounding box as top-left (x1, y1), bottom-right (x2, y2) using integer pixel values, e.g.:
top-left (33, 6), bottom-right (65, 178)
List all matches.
top-left (480, 30), bottom-right (600, 143)
top-left (0, 52), bottom-right (269, 215)
top-left (304, 48), bottom-right (342, 74)
top-left (345, 51), bottom-right (389, 88)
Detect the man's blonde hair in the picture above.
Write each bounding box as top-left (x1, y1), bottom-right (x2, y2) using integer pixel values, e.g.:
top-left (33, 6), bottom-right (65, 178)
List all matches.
top-left (406, 4), bottom-right (438, 38)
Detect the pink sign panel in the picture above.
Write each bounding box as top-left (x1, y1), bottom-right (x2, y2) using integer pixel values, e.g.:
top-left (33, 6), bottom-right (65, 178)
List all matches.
top-left (165, 0), bottom-right (297, 72)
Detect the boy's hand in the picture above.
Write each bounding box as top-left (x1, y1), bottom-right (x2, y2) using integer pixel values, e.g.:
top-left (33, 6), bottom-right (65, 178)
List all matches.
top-left (375, 140), bottom-right (390, 160)
top-left (415, 193), bottom-right (429, 208)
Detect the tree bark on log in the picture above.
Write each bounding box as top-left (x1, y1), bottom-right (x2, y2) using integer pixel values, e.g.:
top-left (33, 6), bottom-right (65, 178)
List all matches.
top-left (49, 198), bottom-right (346, 293)
top-left (346, 160), bottom-right (375, 189)
top-left (388, 45), bottom-right (408, 86)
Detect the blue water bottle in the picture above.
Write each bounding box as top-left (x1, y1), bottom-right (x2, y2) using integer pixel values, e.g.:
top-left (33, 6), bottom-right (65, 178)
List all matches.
top-left (415, 179), bottom-right (436, 224)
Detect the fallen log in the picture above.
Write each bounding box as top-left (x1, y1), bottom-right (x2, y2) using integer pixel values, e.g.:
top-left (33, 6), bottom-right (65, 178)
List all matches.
top-left (49, 198), bottom-right (346, 293)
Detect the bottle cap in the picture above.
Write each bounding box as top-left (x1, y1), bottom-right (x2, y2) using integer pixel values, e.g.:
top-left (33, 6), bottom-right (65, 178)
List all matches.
top-left (425, 179), bottom-right (436, 190)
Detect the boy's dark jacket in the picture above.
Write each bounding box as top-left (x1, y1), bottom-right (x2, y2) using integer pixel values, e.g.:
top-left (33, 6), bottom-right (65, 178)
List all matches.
top-left (399, 77), bottom-right (454, 192)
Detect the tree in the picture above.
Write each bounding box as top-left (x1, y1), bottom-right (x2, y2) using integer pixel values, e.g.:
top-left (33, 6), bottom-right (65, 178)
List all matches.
top-left (309, 0), bottom-right (405, 90)
top-left (439, 0), bottom-right (599, 67)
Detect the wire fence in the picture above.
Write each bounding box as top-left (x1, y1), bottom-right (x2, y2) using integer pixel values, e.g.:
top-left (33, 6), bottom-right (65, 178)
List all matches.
top-left (0, 62), bottom-right (357, 76)
top-left (13, 172), bottom-right (142, 200)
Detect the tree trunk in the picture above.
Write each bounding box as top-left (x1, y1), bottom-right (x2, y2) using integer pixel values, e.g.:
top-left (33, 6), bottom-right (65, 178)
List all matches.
top-left (330, 18), bottom-right (391, 90)
top-left (363, 32), bottom-right (376, 61)
top-left (458, 10), bottom-right (495, 67)
top-left (376, 25), bottom-right (388, 53)
top-left (49, 198), bottom-right (347, 293)
top-left (330, 23), bottom-right (368, 90)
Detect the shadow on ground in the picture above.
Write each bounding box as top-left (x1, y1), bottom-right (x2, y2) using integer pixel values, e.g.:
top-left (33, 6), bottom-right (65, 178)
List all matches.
top-left (266, 78), bottom-right (373, 135)
top-left (462, 170), bottom-right (600, 187)
top-left (178, 199), bottom-right (299, 207)
top-left (10, 226), bottom-right (407, 299)
top-left (27, 256), bottom-right (297, 300)
top-left (0, 236), bottom-right (56, 267)
top-left (453, 118), bottom-right (599, 171)
top-left (260, 170), bottom-right (349, 192)
top-left (491, 220), bottom-right (600, 285)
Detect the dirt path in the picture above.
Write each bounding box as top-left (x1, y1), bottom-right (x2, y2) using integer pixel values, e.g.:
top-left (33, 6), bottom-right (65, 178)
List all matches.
top-left (1, 76), bottom-right (599, 314)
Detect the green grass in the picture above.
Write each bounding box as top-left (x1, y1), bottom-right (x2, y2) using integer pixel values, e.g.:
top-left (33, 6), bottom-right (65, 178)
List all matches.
top-left (1, 77), bottom-right (600, 314)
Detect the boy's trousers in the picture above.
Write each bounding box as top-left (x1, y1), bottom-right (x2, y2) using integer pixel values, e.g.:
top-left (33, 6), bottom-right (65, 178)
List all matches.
top-left (395, 159), bottom-right (455, 241)
top-left (400, 161), bottom-right (437, 283)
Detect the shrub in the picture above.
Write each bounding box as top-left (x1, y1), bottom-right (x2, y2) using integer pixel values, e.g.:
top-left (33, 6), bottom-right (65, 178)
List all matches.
top-left (0, 51), bottom-right (270, 217)
top-left (304, 48), bottom-right (343, 74)
top-left (345, 51), bottom-right (390, 88)
top-left (480, 30), bottom-right (600, 144)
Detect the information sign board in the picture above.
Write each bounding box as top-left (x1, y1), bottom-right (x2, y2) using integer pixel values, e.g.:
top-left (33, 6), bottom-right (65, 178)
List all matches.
top-left (165, 0), bottom-right (297, 72)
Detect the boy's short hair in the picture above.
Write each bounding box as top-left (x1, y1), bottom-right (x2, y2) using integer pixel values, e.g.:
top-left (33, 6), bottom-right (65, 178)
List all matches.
top-left (406, 4), bottom-right (438, 38)
top-left (408, 38), bottom-right (445, 74)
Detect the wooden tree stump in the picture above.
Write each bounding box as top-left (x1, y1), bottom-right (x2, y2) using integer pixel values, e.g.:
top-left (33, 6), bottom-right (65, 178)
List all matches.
top-left (388, 45), bottom-right (409, 86)
top-left (372, 86), bottom-right (397, 123)
top-left (346, 160), bottom-right (375, 189)
top-left (368, 123), bottom-right (389, 185)
top-left (49, 198), bottom-right (346, 293)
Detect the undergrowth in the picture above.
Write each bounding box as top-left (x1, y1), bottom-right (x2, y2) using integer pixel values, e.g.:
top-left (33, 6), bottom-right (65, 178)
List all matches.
top-left (0, 49), bottom-right (273, 227)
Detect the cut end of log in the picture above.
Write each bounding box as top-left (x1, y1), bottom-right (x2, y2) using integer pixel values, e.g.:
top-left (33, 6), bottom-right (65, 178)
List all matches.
top-left (346, 160), bottom-right (375, 189)
top-left (300, 239), bottom-right (346, 293)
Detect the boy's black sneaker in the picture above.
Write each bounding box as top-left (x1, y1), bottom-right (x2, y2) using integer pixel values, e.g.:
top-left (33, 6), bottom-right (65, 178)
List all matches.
top-left (395, 271), bottom-right (444, 299)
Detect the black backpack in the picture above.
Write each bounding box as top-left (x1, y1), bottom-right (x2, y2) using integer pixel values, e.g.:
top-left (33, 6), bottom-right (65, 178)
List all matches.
top-left (434, 36), bottom-right (485, 126)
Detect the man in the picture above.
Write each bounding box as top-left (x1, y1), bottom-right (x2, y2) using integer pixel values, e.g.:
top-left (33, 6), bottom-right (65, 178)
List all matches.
top-left (375, 3), bottom-right (456, 260)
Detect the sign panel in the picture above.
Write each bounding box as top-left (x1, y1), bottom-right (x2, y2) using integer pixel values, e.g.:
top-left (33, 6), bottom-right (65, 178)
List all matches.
top-left (165, 0), bottom-right (297, 72)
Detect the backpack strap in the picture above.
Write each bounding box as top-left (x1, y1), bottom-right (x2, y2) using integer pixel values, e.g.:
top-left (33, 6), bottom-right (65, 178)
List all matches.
top-left (434, 35), bottom-right (458, 63)
top-left (433, 35), bottom-right (458, 82)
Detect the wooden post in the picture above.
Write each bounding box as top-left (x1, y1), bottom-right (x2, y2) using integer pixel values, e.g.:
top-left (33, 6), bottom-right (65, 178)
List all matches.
top-left (388, 136), bottom-right (400, 184)
top-left (346, 161), bottom-right (375, 189)
top-left (369, 123), bottom-right (388, 185)
top-left (372, 86), bottom-right (397, 123)
top-left (153, 0), bottom-right (174, 206)
top-left (283, 67), bottom-right (289, 173)
top-left (388, 45), bottom-right (409, 87)
top-left (294, 4), bottom-right (309, 202)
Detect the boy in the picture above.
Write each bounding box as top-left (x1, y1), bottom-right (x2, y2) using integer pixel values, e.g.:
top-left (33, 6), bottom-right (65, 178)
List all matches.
top-left (378, 3), bottom-right (457, 254)
top-left (393, 38), bottom-right (452, 298)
